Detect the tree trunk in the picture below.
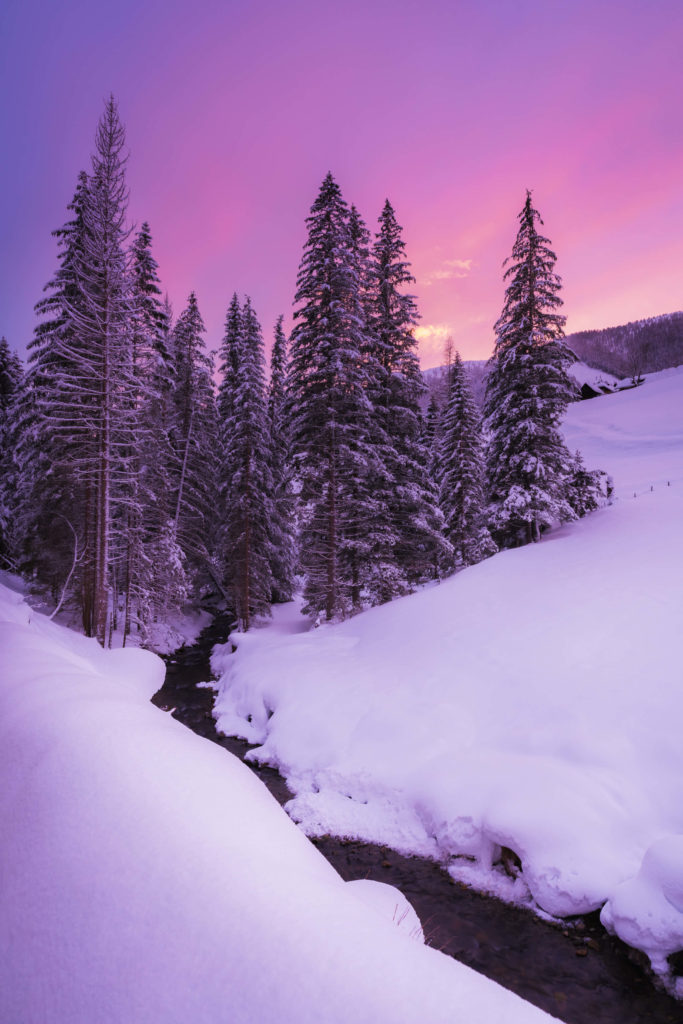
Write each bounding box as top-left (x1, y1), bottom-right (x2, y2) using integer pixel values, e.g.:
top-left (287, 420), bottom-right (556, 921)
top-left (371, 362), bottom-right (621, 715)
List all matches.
top-left (326, 427), bottom-right (337, 621)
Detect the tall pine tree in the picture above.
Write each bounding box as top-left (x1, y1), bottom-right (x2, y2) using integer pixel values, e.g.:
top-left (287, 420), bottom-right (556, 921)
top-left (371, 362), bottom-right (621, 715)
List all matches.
top-left (288, 174), bottom-right (381, 620)
top-left (20, 171), bottom-right (91, 605)
top-left (71, 95), bottom-right (134, 642)
top-left (25, 99), bottom-right (135, 641)
top-left (369, 199), bottom-right (448, 581)
top-left (267, 316), bottom-right (296, 602)
top-left (170, 292), bottom-right (220, 587)
top-left (484, 191), bottom-right (577, 546)
top-left (439, 351), bottom-right (496, 569)
top-left (220, 298), bottom-right (274, 629)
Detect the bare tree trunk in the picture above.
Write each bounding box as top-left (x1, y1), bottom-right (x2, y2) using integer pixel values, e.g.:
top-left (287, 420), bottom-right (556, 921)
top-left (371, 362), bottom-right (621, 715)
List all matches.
top-left (122, 547), bottom-right (131, 647)
top-left (50, 516), bottom-right (80, 621)
top-left (82, 479), bottom-right (94, 635)
top-left (174, 407), bottom-right (194, 534)
top-left (94, 374), bottom-right (110, 645)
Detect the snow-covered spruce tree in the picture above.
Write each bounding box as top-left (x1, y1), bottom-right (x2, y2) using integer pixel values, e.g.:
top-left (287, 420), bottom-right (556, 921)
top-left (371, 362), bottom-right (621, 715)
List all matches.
top-left (218, 292), bottom-right (242, 427)
top-left (347, 203), bottom-right (406, 604)
top-left (120, 222), bottom-right (179, 642)
top-left (170, 292), bottom-right (221, 592)
top-left (20, 171), bottom-right (91, 608)
top-left (70, 96), bottom-right (136, 643)
top-left (267, 315), bottom-right (296, 602)
top-left (484, 191), bottom-right (577, 547)
top-left (369, 199), bottom-right (449, 581)
top-left (288, 174), bottom-right (383, 620)
top-left (0, 338), bottom-right (24, 568)
top-left (220, 298), bottom-right (274, 629)
top-left (566, 450), bottom-right (613, 518)
top-left (216, 292), bottom-right (242, 596)
top-left (26, 99), bottom-right (135, 642)
top-left (439, 351), bottom-right (496, 569)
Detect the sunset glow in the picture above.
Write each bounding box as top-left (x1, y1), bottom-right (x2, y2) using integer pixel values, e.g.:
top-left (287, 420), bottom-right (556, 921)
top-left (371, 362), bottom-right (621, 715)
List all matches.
top-left (2, 0), bottom-right (682, 367)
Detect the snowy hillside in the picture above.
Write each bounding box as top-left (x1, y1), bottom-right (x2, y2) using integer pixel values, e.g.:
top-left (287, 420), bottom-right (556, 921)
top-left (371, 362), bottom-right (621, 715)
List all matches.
top-left (214, 367), bottom-right (683, 986)
top-left (0, 579), bottom-right (556, 1023)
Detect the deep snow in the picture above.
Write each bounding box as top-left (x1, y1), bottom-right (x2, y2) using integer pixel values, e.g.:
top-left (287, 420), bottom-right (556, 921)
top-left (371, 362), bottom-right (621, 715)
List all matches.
top-left (213, 367), bottom-right (683, 987)
top-left (0, 579), bottom-right (556, 1023)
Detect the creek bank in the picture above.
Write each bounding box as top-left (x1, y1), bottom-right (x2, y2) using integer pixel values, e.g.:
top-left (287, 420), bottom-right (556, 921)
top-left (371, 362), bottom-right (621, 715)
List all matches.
top-left (151, 616), bottom-right (681, 1024)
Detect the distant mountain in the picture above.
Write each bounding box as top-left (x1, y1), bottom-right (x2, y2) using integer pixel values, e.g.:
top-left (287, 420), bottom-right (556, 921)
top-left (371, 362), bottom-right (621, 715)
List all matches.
top-left (565, 311), bottom-right (683, 377)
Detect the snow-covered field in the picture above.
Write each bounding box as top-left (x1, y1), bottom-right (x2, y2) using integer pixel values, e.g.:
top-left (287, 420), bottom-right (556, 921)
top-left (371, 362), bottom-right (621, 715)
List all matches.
top-left (0, 579), bottom-right (556, 1023)
top-left (213, 367), bottom-right (683, 987)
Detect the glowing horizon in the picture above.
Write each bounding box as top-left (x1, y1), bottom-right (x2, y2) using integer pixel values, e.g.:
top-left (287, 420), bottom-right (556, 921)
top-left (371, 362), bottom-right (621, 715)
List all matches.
top-left (1, 0), bottom-right (682, 370)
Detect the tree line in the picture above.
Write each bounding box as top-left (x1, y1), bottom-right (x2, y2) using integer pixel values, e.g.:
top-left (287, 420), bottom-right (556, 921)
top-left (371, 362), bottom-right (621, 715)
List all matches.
top-left (0, 99), bottom-right (608, 645)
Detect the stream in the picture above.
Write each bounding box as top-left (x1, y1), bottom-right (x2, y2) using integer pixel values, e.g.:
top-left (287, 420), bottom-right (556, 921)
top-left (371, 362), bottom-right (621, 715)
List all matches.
top-left (151, 614), bottom-right (681, 1024)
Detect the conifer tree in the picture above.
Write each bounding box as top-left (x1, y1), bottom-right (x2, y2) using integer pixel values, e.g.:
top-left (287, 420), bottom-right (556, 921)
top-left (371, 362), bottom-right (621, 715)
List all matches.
top-left (439, 351), bottom-right (496, 569)
top-left (484, 191), bottom-right (577, 546)
top-left (221, 298), bottom-right (274, 628)
top-left (218, 293), bottom-right (242, 426)
top-left (369, 199), bottom-right (448, 581)
top-left (216, 293), bottom-right (243, 596)
top-left (566, 450), bottom-right (612, 517)
top-left (70, 96), bottom-right (134, 642)
top-left (170, 292), bottom-right (220, 586)
top-left (288, 174), bottom-right (381, 619)
top-left (347, 203), bottom-right (404, 604)
top-left (267, 316), bottom-right (296, 602)
top-left (20, 172), bottom-right (90, 605)
top-left (25, 99), bottom-right (134, 641)
top-left (120, 222), bottom-right (177, 641)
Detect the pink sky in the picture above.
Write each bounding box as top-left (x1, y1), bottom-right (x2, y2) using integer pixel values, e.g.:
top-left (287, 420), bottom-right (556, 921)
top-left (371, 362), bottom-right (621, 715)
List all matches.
top-left (1, 0), bottom-right (682, 368)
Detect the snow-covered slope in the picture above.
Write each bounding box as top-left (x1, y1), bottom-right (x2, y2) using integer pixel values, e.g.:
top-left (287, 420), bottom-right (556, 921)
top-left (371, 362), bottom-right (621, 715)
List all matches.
top-left (214, 367), bottom-right (683, 986)
top-left (0, 580), bottom-right (555, 1024)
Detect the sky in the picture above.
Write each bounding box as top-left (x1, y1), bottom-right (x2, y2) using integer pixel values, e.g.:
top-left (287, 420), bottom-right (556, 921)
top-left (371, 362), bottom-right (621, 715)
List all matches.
top-left (1, 0), bottom-right (682, 369)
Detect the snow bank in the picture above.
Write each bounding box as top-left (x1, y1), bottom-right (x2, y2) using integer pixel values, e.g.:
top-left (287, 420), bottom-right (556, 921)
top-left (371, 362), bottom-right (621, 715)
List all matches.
top-left (213, 367), bottom-right (683, 979)
top-left (0, 586), bottom-right (555, 1024)
top-left (602, 836), bottom-right (683, 985)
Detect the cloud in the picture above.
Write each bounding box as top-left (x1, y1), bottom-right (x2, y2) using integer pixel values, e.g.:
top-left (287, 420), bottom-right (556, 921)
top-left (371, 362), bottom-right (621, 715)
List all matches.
top-left (414, 323), bottom-right (452, 343)
top-left (413, 324), bottom-right (455, 368)
top-left (421, 258), bottom-right (473, 286)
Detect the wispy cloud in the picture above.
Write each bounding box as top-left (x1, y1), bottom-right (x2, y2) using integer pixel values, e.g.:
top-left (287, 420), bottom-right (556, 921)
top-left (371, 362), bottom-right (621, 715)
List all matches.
top-left (421, 258), bottom-right (473, 286)
top-left (414, 323), bottom-right (452, 343)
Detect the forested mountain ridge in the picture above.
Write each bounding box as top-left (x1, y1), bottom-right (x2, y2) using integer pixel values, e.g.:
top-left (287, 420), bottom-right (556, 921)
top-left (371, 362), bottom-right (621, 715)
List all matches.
top-left (423, 309), bottom-right (683, 409)
top-left (562, 310), bottom-right (683, 376)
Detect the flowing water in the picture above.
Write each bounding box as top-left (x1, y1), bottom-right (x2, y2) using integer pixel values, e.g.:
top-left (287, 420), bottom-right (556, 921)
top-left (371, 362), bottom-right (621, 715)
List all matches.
top-left (151, 615), bottom-right (681, 1024)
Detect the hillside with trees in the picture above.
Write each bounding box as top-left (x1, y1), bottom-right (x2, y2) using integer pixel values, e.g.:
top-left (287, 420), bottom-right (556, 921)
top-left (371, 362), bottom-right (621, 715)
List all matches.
top-left (565, 311), bottom-right (683, 378)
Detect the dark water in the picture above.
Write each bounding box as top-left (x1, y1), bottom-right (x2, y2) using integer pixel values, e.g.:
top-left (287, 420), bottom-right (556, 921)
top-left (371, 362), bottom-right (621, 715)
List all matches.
top-left (152, 615), bottom-right (682, 1024)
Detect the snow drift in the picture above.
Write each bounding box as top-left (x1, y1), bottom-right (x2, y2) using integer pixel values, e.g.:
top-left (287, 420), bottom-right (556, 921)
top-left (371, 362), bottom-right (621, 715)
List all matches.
top-left (213, 367), bottom-right (683, 983)
top-left (0, 580), bottom-right (555, 1023)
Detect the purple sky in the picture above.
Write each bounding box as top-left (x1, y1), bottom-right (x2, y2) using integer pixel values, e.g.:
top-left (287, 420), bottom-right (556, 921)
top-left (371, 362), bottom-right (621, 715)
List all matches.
top-left (1, 0), bottom-right (682, 368)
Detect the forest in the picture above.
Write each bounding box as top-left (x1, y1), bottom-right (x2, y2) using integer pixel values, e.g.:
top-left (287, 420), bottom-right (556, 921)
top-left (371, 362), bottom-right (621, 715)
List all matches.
top-left (0, 98), bottom-right (609, 648)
